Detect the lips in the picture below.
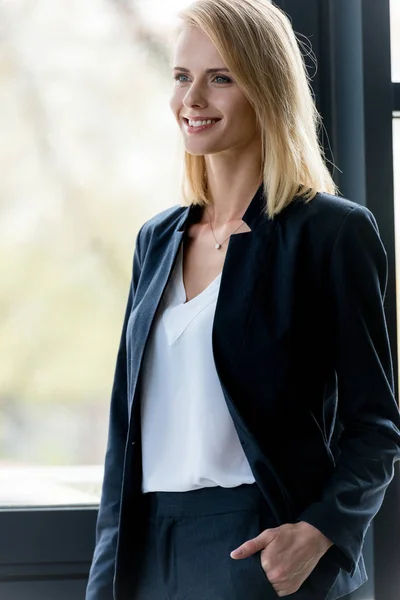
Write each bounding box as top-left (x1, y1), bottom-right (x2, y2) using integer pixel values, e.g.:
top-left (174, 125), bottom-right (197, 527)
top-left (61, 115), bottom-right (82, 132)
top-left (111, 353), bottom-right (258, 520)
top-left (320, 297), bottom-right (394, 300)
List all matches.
top-left (183, 117), bottom-right (222, 123)
top-left (184, 119), bottom-right (221, 133)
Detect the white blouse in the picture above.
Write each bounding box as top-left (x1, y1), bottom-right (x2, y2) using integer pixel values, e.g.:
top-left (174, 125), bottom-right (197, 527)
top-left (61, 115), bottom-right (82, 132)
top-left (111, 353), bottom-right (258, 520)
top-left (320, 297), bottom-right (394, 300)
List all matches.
top-left (140, 241), bottom-right (255, 493)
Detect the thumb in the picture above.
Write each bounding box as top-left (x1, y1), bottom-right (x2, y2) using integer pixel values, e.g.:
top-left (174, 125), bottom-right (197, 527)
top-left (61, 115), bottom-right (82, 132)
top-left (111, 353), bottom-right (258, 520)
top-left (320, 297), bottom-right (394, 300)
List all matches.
top-left (230, 528), bottom-right (276, 559)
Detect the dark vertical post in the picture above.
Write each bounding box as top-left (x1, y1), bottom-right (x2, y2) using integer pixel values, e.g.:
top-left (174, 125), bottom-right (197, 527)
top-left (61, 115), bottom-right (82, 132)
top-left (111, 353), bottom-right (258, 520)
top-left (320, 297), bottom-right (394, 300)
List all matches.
top-left (360, 3), bottom-right (400, 598)
top-left (274, 1), bottom-right (399, 598)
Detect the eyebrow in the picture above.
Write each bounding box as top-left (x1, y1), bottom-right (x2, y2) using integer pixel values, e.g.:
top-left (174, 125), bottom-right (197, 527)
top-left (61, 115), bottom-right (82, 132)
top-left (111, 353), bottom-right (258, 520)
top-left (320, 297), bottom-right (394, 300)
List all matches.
top-left (173, 67), bottom-right (230, 73)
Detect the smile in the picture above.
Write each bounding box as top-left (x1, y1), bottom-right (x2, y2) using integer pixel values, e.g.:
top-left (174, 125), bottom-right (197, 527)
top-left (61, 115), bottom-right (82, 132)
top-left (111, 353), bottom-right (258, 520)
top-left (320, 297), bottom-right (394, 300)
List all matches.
top-left (183, 118), bottom-right (222, 133)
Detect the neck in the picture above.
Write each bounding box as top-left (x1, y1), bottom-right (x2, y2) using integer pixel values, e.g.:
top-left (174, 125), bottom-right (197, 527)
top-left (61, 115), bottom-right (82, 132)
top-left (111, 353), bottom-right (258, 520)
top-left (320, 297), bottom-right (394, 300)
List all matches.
top-left (203, 143), bottom-right (262, 227)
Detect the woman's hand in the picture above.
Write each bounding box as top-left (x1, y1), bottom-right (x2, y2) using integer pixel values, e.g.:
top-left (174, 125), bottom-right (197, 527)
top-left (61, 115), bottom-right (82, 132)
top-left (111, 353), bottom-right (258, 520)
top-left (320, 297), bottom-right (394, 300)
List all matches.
top-left (230, 521), bottom-right (333, 597)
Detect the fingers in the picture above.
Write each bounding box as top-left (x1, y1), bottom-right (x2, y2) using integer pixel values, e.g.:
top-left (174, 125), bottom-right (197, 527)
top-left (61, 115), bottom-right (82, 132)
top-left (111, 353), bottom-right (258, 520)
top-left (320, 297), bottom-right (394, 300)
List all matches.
top-left (230, 536), bottom-right (261, 558)
top-left (230, 527), bottom-right (278, 559)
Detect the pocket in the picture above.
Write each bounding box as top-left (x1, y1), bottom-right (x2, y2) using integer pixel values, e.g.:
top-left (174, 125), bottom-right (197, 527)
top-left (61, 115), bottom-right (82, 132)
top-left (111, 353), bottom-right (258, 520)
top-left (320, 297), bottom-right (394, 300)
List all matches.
top-left (252, 550), bottom-right (280, 598)
top-left (299, 552), bottom-right (341, 600)
top-left (252, 513), bottom-right (280, 598)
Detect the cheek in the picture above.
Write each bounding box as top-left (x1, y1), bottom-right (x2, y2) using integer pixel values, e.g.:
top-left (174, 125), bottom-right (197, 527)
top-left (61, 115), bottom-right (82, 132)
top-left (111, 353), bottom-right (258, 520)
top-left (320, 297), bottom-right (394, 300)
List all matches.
top-left (236, 103), bottom-right (258, 134)
top-left (169, 91), bottom-right (182, 121)
top-left (220, 93), bottom-right (256, 128)
top-left (239, 100), bottom-right (256, 124)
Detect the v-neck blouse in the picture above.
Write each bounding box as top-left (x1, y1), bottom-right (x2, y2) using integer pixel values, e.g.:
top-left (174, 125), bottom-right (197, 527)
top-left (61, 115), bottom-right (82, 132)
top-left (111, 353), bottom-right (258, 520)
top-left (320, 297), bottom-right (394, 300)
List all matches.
top-left (139, 242), bottom-right (255, 492)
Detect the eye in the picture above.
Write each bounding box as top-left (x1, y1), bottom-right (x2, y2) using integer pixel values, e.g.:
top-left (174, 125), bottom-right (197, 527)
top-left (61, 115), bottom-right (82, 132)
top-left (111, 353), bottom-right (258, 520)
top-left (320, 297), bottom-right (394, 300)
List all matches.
top-left (214, 75), bottom-right (232, 84)
top-left (174, 73), bottom-right (190, 83)
top-left (173, 73), bottom-right (232, 84)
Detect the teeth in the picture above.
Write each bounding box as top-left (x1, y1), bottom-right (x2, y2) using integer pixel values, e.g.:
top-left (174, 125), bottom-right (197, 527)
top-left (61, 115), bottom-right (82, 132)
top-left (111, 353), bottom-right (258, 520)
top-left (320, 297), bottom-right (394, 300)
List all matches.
top-left (188, 119), bottom-right (218, 127)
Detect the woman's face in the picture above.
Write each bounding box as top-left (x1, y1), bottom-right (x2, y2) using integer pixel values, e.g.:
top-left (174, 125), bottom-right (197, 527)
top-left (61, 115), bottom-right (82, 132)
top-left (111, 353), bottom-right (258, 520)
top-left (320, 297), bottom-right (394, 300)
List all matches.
top-left (169, 26), bottom-right (260, 157)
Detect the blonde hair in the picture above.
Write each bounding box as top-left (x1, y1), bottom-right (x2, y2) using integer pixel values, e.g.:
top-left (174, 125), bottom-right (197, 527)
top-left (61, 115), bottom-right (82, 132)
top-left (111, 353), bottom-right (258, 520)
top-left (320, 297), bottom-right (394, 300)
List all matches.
top-left (172, 0), bottom-right (339, 219)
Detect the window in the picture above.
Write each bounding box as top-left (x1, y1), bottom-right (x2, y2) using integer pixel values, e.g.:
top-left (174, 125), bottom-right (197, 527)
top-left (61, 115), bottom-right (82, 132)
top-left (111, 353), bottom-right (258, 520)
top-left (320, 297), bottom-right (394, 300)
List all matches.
top-left (0, 0), bottom-right (187, 507)
top-left (390, 0), bottom-right (400, 379)
top-left (391, 0), bottom-right (400, 81)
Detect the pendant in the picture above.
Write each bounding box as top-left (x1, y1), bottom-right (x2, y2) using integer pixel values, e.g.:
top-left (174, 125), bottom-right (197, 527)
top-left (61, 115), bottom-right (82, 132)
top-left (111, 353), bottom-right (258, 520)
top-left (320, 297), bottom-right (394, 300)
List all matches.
top-left (215, 243), bottom-right (221, 249)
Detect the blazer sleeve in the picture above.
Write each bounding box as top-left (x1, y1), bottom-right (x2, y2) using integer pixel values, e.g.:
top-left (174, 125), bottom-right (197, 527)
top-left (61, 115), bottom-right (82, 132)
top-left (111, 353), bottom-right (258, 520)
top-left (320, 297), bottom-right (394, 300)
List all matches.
top-left (85, 224), bottom-right (144, 600)
top-left (296, 205), bottom-right (400, 576)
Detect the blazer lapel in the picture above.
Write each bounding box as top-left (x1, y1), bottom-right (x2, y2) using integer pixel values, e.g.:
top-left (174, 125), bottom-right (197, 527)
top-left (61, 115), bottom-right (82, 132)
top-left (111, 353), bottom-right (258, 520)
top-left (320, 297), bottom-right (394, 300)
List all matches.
top-left (126, 183), bottom-right (274, 423)
top-left (126, 226), bottom-right (184, 421)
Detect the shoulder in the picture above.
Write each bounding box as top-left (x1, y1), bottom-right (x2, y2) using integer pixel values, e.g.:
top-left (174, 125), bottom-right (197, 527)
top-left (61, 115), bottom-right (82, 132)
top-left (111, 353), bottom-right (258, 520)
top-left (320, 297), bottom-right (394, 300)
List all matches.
top-left (283, 191), bottom-right (380, 243)
top-left (142, 203), bottom-right (187, 231)
top-left (136, 202), bottom-right (188, 257)
top-left (277, 192), bottom-right (385, 283)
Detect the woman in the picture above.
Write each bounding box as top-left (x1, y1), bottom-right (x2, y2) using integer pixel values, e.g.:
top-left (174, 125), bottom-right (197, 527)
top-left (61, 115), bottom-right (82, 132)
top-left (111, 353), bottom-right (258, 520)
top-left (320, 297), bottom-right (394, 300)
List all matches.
top-left (85, 1), bottom-right (400, 599)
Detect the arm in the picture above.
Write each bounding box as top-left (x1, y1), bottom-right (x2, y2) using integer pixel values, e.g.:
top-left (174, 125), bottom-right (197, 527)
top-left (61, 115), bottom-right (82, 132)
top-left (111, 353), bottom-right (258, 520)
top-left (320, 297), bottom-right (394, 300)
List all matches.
top-left (85, 225), bottom-right (144, 600)
top-left (296, 205), bottom-right (400, 576)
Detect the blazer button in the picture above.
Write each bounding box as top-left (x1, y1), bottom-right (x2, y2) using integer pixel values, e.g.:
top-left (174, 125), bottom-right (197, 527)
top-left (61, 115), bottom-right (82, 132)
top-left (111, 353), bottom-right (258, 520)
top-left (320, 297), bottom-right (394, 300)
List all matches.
top-left (131, 441), bottom-right (136, 446)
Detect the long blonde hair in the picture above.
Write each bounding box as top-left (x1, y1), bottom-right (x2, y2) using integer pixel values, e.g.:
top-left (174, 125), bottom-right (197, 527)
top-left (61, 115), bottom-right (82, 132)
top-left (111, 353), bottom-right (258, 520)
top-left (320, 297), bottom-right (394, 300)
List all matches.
top-left (173, 0), bottom-right (338, 219)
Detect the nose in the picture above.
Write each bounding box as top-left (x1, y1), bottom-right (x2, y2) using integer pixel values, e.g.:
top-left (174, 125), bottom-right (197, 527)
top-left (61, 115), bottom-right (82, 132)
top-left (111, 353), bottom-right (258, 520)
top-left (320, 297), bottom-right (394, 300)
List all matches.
top-left (183, 82), bottom-right (207, 110)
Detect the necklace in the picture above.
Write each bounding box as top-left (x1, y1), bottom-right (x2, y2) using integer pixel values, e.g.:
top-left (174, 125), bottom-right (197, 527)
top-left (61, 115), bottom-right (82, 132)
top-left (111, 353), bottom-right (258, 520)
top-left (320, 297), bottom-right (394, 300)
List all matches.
top-left (205, 207), bottom-right (245, 250)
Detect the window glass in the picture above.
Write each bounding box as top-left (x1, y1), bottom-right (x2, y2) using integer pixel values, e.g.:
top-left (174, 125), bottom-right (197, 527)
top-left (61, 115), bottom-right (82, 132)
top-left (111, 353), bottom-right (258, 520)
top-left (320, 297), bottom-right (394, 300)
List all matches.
top-left (0, 0), bottom-right (188, 506)
top-left (390, 0), bottom-right (400, 81)
top-left (394, 118), bottom-right (400, 373)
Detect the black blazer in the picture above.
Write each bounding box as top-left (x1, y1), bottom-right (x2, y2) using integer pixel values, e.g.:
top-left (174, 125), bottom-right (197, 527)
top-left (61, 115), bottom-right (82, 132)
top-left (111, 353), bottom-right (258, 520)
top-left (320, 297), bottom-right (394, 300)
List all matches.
top-left (86, 184), bottom-right (400, 600)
